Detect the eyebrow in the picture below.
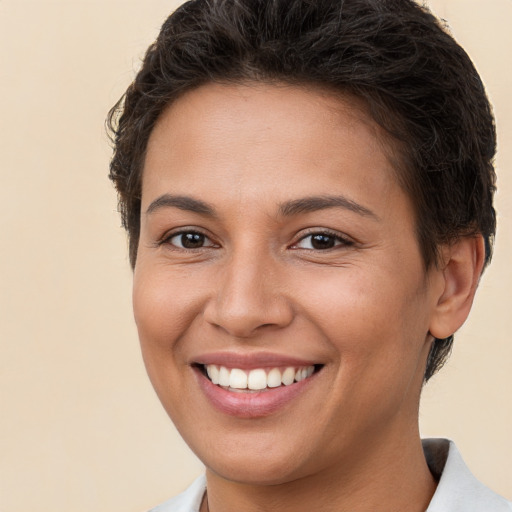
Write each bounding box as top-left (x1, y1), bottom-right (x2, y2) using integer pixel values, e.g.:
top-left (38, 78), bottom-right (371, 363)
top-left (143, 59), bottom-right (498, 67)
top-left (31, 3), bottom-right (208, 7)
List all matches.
top-left (279, 195), bottom-right (378, 219)
top-left (145, 193), bottom-right (378, 220)
top-left (145, 194), bottom-right (216, 217)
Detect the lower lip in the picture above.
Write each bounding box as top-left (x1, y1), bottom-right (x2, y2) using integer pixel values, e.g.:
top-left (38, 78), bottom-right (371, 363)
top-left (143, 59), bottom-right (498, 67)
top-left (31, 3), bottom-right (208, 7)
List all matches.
top-left (194, 368), bottom-right (317, 418)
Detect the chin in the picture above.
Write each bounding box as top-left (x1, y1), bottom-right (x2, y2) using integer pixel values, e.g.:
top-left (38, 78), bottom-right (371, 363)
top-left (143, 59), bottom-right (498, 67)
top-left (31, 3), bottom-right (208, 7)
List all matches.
top-left (208, 455), bottom-right (311, 486)
top-left (186, 429), bottom-right (318, 486)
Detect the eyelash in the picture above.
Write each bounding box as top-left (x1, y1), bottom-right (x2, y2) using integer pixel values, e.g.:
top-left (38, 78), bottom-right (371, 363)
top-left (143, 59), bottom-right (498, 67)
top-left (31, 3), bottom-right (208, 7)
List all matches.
top-left (292, 230), bottom-right (354, 251)
top-left (159, 229), bottom-right (217, 250)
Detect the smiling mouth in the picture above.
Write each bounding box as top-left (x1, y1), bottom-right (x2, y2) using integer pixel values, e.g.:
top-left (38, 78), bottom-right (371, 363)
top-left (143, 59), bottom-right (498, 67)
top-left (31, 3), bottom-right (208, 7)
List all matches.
top-left (196, 364), bottom-right (324, 392)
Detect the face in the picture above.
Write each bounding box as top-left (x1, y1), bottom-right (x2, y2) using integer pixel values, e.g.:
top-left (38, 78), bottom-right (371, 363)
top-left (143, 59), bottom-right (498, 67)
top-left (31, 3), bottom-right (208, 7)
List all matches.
top-left (134, 83), bottom-right (443, 485)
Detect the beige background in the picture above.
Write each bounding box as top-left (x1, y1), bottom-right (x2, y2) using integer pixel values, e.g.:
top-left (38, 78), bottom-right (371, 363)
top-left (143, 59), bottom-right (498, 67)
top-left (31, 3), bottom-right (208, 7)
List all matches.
top-left (0, 1), bottom-right (510, 511)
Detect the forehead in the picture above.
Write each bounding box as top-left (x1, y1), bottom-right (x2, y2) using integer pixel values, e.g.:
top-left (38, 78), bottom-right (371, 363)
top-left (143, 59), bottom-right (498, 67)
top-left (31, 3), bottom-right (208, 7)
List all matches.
top-left (142, 82), bottom-right (404, 210)
top-left (147, 82), bottom-right (391, 155)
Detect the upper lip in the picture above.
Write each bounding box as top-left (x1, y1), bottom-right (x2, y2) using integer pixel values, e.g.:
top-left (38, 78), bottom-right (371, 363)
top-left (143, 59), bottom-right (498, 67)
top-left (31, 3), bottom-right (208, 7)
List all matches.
top-left (192, 351), bottom-right (321, 370)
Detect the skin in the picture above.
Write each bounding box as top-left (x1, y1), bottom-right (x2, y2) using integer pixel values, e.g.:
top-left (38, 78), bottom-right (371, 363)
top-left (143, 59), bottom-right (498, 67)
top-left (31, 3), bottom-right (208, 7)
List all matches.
top-left (133, 83), bottom-right (484, 512)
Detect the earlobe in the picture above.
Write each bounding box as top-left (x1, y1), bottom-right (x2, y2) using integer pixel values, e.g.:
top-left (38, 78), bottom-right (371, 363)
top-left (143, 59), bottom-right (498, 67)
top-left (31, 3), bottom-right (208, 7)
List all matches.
top-left (428, 235), bottom-right (486, 340)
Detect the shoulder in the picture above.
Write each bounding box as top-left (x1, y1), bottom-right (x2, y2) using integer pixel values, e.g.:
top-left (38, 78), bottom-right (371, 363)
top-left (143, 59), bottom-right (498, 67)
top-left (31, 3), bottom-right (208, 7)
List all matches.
top-left (424, 438), bottom-right (512, 512)
top-left (148, 475), bottom-right (206, 512)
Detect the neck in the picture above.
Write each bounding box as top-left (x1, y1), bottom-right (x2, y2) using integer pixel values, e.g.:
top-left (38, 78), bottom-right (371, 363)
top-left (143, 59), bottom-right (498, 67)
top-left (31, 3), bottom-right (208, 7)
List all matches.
top-left (203, 429), bottom-right (436, 512)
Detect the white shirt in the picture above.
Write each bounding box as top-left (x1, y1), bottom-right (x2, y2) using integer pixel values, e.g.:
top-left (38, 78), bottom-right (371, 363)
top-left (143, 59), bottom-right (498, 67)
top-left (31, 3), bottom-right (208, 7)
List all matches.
top-left (149, 439), bottom-right (512, 512)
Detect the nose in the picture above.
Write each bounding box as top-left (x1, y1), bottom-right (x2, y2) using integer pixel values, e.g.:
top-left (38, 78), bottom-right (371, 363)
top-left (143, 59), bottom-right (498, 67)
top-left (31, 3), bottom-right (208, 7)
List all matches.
top-left (203, 247), bottom-right (294, 338)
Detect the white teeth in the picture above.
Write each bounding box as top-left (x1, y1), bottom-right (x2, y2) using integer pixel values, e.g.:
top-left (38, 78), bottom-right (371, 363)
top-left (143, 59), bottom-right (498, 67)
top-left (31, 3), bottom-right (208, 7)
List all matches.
top-left (229, 368), bottom-right (248, 389)
top-left (204, 364), bottom-right (316, 390)
top-left (248, 369), bottom-right (267, 390)
top-left (206, 364), bottom-right (220, 385)
top-left (267, 368), bottom-right (282, 388)
top-left (281, 367), bottom-right (296, 386)
top-left (294, 368), bottom-right (309, 382)
top-left (218, 366), bottom-right (230, 387)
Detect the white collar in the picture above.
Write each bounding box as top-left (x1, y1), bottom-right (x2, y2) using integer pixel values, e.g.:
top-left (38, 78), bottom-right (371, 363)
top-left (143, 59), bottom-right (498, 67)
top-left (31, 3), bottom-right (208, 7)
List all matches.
top-left (424, 438), bottom-right (511, 511)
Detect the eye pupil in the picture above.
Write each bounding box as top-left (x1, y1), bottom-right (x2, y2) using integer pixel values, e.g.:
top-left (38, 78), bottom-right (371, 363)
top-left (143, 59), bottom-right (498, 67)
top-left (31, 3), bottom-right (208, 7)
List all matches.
top-left (181, 233), bottom-right (205, 248)
top-left (311, 234), bottom-right (335, 250)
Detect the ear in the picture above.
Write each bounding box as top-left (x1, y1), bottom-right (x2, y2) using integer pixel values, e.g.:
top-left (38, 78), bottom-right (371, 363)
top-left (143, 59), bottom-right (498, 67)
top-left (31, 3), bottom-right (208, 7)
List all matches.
top-left (428, 235), bottom-right (486, 340)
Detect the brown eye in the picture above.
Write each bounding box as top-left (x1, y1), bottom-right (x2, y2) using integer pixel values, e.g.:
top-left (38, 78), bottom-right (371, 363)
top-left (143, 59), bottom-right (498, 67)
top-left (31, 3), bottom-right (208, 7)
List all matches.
top-left (168, 231), bottom-right (214, 249)
top-left (310, 234), bottom-right (336, 250)
top-left (294, 231), bottom-right (352, 250)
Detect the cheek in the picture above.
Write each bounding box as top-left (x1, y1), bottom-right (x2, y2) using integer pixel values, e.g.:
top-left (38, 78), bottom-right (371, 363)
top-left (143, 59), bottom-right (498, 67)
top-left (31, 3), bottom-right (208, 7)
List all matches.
top-left (133, 263), bottom-right (202, 347)
top-left (132, 267), bottom-right (201, 406)
top-left (298, 267), bottom-right (417, 334)
top-left (295, 264), bottom-right (430, 376)
top-left (132, 266), bottom-right (196, 415)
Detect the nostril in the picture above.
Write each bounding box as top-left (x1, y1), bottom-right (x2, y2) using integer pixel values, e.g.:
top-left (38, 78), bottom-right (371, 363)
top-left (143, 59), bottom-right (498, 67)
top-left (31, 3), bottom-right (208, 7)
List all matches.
top-left (258, 322), bottom-right (282, 330)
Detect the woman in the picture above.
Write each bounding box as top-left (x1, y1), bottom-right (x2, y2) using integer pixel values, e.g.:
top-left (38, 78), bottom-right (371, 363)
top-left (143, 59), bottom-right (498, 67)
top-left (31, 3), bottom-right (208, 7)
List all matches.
top-left (107, 0), bottom-right (511, 510)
